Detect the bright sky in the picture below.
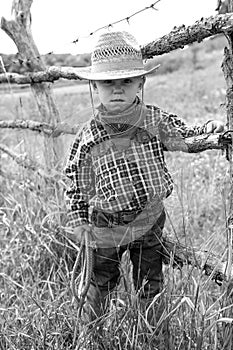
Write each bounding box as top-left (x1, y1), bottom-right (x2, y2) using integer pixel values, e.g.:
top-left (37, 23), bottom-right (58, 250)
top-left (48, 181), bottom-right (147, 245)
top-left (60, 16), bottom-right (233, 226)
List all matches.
top-left (0, 0), bottom-right (217, 55)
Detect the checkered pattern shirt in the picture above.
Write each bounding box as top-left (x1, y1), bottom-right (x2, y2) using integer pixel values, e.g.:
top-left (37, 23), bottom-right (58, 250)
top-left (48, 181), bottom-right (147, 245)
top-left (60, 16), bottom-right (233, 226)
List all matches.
top-left (64, 104), bottom-right (207, 228)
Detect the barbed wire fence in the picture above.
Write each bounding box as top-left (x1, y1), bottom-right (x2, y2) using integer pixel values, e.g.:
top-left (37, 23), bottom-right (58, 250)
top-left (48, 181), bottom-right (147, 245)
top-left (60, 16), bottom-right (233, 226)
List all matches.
top-left (0, 1), bottom-right (161, 69)
top-left (0, 11), bottom-right (232, 175)
top-left (0, 0), bottom-right (233, 294)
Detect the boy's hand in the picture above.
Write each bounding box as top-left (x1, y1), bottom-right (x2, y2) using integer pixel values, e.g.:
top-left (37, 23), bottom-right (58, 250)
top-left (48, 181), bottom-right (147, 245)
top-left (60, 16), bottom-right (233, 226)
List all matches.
top-left (73, 224), bottom-right (93, 243)
top-left (205, 120), bottom-right (225, 133)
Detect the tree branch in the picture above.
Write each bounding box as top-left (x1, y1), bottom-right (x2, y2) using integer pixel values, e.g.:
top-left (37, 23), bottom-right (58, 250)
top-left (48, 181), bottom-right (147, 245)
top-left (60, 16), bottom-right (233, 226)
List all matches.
top-left (0, 142), bottom-right (44, 172)
top-left (165, 133), bottom-right (226, 153)
top-left (141, 13), bottom-right (233, 58)
top-left (0, 143), bottom-right (60, 180)
top-left (163, 238), bottom-right (230, 283)
top-left (0, 119), bottom-right (80, 136)
top-left (0, 66), bottom-right (83, 84)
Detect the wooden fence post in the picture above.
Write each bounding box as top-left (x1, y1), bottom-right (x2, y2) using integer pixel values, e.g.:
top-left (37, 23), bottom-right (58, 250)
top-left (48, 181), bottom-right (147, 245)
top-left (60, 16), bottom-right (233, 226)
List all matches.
top-left (1, 0), bottom-right (63, 170)
top-left (218, 1), bottom-right (233, 347)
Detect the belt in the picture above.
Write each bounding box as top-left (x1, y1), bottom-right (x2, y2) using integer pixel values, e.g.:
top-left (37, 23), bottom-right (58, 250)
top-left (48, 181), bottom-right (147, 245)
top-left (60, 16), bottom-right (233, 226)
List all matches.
top-left (91, 208), bottom-right (142, 227)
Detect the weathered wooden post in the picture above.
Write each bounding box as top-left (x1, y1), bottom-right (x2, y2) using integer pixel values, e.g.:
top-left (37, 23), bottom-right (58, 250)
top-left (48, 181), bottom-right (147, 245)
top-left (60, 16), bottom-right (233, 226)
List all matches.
top-left (218, 0), bottom-right (233, 347)
top-left (0, 0), bottom-right (63, 170)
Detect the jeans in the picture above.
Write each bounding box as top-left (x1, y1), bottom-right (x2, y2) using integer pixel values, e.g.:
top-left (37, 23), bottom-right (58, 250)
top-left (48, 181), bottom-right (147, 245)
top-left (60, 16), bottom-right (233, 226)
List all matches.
top-left (82, 210), bottom-right (166, 323)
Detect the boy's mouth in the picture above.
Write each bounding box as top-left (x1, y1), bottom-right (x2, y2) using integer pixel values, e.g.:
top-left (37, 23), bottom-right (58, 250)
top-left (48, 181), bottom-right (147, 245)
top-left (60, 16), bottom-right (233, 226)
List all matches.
top-left (110, 99), bottom-right (124, 102)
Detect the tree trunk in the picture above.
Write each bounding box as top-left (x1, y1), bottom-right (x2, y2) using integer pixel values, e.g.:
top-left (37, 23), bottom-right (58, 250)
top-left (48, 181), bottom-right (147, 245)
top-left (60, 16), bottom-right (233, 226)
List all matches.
top-left (0, 0), bottom-right (63, 170)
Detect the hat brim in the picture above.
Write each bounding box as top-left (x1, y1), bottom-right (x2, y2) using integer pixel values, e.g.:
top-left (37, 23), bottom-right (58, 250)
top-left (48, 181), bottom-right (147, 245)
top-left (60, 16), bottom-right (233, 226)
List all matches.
top-left (74, 64), bottom-right (160, 80)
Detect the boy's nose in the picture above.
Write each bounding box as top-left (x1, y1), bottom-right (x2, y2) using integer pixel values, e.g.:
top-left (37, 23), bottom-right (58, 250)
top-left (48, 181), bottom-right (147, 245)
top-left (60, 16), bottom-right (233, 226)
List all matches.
top-left (113, 82), bottom-right (124, 92)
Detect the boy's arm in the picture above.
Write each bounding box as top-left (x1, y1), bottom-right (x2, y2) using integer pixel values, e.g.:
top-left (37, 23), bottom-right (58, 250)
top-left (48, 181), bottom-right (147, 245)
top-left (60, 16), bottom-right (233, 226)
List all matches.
top-left (64, 129), bottom-right (95, 230)
top-left (158, 111), bottom-right (224, 152)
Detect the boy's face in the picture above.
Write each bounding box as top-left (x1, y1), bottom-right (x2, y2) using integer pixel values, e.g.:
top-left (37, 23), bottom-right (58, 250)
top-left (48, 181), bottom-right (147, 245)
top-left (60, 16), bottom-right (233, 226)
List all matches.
top-left (93, 77), bottom-right (144, 114)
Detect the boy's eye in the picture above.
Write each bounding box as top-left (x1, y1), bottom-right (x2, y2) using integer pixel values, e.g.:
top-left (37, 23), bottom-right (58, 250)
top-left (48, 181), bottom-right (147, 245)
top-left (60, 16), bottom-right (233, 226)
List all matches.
top-left (102, 80), bottom-right (113, 85)
top-left (100, 78), bottom-right (133, 86)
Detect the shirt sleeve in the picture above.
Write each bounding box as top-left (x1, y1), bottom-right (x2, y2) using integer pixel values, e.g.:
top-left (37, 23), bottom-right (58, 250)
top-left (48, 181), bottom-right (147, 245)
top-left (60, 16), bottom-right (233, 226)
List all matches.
top-left (158, 110), bottom-right (209, 152)
top-left (64, 127), bottom-right (95, 229)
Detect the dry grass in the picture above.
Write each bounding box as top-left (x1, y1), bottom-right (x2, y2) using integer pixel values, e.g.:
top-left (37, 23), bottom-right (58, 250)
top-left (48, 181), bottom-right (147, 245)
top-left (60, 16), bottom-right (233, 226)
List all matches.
top-left (0, 38), bottom-right (232, 349)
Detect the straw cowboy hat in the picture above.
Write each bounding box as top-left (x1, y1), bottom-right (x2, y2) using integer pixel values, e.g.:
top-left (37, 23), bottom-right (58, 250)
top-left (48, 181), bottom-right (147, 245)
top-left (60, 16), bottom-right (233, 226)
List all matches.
top-left (75, 31), bottom-right (160, 80)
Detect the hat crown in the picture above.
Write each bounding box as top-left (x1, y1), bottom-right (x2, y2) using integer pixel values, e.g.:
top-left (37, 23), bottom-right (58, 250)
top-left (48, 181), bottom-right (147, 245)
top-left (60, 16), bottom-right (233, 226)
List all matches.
top-left (91, 31), bottom-right (144, 74)
top-left (92, 31), bottom-right (142, 63)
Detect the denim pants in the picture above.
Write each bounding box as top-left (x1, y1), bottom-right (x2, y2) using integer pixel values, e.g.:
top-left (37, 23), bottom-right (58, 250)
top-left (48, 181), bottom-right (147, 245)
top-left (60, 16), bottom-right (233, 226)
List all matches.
top-left (82, 210), bottom-right (166, 323)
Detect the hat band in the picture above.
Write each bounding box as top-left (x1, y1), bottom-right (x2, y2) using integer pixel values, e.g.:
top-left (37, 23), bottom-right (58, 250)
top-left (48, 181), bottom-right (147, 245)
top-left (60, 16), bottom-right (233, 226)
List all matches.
top-left (91, 58), bottom-right (144, 74)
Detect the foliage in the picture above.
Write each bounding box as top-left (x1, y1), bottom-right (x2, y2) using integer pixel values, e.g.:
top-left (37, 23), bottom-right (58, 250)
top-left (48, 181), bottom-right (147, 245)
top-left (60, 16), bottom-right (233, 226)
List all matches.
top-left (0, 52), bottom-right (91, 74)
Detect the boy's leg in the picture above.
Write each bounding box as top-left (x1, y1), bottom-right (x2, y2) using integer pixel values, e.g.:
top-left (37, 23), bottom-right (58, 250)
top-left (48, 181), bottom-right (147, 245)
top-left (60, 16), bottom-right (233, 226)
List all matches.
top-left (82, 246), bottom-right (124, 323)
top-left (129, 210), bottom-right (166, 322)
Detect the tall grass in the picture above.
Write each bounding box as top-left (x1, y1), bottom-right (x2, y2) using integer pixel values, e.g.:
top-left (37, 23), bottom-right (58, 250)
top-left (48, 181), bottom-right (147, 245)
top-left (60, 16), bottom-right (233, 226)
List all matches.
top-left (0, 38), bottom-right (232, 349)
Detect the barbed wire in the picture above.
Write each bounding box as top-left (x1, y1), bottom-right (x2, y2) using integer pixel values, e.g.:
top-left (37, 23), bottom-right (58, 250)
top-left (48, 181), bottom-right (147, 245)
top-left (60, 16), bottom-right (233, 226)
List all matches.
top-left (71, 0), bottom-right (161, 44)
top-left (0, 0), bottom-right (161, 69)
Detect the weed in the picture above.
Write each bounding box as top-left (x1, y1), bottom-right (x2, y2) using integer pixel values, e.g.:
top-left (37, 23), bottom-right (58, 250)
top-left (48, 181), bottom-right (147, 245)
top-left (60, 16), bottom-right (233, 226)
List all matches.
top-left (0, 39), bottom-right (230, 349)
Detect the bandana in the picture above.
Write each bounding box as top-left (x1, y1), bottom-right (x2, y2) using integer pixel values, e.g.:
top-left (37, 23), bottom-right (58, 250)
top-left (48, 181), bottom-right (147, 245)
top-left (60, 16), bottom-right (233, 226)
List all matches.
top-left (96, 97), bottom-right (148, 134)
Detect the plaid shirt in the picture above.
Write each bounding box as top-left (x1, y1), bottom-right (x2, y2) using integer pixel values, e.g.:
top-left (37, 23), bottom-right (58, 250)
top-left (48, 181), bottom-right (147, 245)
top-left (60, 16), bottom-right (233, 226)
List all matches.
top-left (64, 104), bottom-right (207, 228)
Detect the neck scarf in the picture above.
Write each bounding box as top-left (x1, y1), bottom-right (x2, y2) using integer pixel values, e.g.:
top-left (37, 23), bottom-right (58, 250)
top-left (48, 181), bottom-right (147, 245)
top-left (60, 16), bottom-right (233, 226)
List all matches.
top-left (96, 97), bottom-right (147, 134)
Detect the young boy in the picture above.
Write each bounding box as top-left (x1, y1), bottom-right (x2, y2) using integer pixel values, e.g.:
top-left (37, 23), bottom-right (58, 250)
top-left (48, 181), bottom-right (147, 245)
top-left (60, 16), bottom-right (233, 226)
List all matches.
top-left (64, 31), bottom-right (224, 322)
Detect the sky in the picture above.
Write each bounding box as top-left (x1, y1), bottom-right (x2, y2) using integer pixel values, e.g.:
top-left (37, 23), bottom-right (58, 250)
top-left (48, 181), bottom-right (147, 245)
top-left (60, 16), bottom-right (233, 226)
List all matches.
top-left (0, 0), bottom-right (217, 55)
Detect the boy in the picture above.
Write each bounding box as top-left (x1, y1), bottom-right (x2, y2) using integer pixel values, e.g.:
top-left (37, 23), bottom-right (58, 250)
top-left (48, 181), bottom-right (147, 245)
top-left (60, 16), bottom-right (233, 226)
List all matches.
top-left (64, 31), bottom-right (224, 322)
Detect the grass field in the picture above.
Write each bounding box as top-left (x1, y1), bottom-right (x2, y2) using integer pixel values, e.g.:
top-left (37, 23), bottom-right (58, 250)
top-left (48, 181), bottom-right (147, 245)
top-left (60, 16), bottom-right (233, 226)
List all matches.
top-left (0, 36), bottom-right (232, 349)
